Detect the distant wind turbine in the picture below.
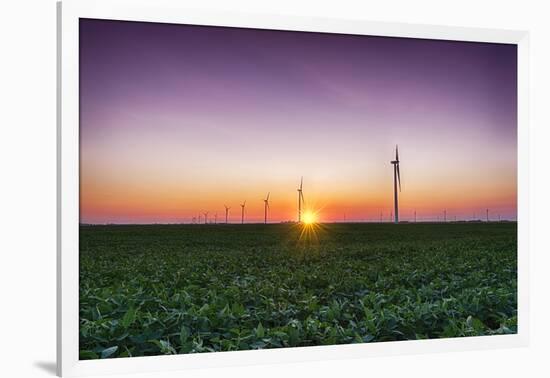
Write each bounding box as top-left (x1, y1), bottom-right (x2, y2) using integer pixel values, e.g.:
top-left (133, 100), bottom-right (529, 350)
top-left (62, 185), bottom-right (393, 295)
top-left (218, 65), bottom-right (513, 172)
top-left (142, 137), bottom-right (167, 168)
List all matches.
top-left (263, 192), bottom-right (270, 224)
top-left (297, 177), bottom-right (305, 222)
top-left (444, 209), bottom-right (447, 222)
top-left (240, 201), bottom-right (246, 224)
top-left (486, 208), bottom-right (489, 222)
top-left (390, 145), bottom-right (401, 224)
top-left (224, 205), bottom-right (230, 224)
top-left (203, 212), bottom-right (209, 225)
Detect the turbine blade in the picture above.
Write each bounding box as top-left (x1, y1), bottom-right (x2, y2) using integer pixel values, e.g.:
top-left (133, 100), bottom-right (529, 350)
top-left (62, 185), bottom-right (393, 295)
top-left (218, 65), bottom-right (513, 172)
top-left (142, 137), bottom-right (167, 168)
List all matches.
top-left (300, 176), bottom-right (303, 190)
top-left (397, 164), bottom-right (401, 192)
top-left (267, 192), bottom-right (270, 201)
top-left (396, 145), bottom-right (399, 161)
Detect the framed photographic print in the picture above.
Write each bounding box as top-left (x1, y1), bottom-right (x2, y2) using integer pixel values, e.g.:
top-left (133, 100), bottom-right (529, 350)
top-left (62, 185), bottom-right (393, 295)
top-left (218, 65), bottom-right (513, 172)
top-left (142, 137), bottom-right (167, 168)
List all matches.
top-left (57, 0), bottom-right (529, 376)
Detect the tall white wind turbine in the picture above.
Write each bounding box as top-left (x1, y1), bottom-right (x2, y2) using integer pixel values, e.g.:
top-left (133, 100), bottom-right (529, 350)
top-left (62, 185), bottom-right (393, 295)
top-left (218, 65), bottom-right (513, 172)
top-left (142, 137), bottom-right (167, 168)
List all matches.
top-left (297, 177), bottom-right (305, 222)
top-left (224, 205), bottom-right (230, 224)
top-left (263, 192), bottom-right (270, 224)
top-left (390, 145), bottom-right (401, 224)
top-left (240, 201), bottom-right (246, 224)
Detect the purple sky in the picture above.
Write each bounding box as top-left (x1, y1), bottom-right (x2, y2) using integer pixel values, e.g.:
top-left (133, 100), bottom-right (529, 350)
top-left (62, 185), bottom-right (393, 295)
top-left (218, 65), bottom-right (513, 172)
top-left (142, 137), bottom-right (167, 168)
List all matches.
top-left (79, 18), bottom-right (517, 224)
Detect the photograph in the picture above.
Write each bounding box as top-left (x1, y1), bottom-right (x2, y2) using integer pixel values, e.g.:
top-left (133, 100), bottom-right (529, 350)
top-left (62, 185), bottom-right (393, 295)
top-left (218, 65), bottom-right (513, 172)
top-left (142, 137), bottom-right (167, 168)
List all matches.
top-left (78, 18), bottom-right (517, 360)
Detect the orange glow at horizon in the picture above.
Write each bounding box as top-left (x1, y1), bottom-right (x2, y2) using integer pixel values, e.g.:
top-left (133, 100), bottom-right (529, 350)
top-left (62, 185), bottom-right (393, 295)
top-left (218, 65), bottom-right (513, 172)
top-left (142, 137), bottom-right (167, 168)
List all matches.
top-left (80, 163), bottom-right (517, 224)
top-left (80, 143), bottom-right (517, 224)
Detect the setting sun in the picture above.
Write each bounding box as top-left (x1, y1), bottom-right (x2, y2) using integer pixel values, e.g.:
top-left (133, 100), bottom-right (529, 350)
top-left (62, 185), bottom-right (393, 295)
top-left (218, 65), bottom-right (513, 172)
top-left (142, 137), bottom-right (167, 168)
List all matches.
top-left (302, 211), bottom-right (317, 225)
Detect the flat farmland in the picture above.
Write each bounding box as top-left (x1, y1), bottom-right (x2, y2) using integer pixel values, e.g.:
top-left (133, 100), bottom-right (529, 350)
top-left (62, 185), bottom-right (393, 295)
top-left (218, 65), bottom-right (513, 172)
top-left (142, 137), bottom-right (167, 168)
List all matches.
top-left (79, 222), bottom-right (517, 359)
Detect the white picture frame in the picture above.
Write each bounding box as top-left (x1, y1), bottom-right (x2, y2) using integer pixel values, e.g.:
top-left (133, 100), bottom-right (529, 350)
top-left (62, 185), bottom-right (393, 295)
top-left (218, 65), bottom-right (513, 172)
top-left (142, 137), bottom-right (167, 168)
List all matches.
top-left (57, 0), bottom-right (529, 376)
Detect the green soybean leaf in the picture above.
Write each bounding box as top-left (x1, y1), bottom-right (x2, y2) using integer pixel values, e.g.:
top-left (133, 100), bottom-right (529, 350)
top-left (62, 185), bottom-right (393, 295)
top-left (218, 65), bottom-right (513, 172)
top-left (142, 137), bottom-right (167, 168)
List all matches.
top-left (101, 346), bottom-right (118, 359)
top-left (256, 323), bottom-right (265, 338)
top-left (363, 334), bottom-right (375, 343)
top-left (121, 307), bottom-right (137, 328)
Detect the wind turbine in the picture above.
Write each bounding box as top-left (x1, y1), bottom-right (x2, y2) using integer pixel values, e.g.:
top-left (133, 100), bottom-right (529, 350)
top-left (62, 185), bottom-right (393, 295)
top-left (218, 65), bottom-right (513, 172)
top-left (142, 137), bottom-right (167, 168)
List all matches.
top-left (297, 177), bottom-right (305, 223)
top-left (224, 205), bottom-right (230, 224)
top-left (203, 212), bottom-right (209, 225)
top-left (444, 209), bottom-right (447, 222)
top-left (390, 145), bottom-right (401, 224)
top-left (240, 201), bottom-right (246, 224)
top-left (263, 192), bottom-right (270, 224)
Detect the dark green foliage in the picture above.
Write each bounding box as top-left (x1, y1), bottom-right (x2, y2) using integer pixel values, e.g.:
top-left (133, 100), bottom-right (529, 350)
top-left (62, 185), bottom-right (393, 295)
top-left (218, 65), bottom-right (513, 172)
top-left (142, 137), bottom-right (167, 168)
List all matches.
top-left (79, 223), bottom-right (517, 359)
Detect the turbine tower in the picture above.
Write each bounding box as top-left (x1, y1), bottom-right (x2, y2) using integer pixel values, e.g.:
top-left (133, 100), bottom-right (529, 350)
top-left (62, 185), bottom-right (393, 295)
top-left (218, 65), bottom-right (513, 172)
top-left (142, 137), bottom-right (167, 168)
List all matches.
top-left (240, 201), bottom-right (246, 224)
top-left (297, 177), bottom-right (305, 222)
top-left (390, 145), bottom-right (401, 224)
top-left (224, 205), bottom-right (230, 224)
top-left (263, 192), bottom-right (270, 224)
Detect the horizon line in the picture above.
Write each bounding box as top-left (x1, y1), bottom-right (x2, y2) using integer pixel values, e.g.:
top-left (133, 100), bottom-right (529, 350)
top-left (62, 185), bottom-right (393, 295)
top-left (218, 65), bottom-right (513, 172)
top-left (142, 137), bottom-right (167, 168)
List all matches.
top-left (79, 220), bottom-right (518, 226)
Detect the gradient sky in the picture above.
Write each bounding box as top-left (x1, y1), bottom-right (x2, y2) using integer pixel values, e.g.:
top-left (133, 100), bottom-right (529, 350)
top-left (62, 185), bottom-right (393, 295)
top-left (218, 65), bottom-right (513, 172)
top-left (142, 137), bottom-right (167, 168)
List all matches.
top-left (79, 18), bottom-right (517, 224)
